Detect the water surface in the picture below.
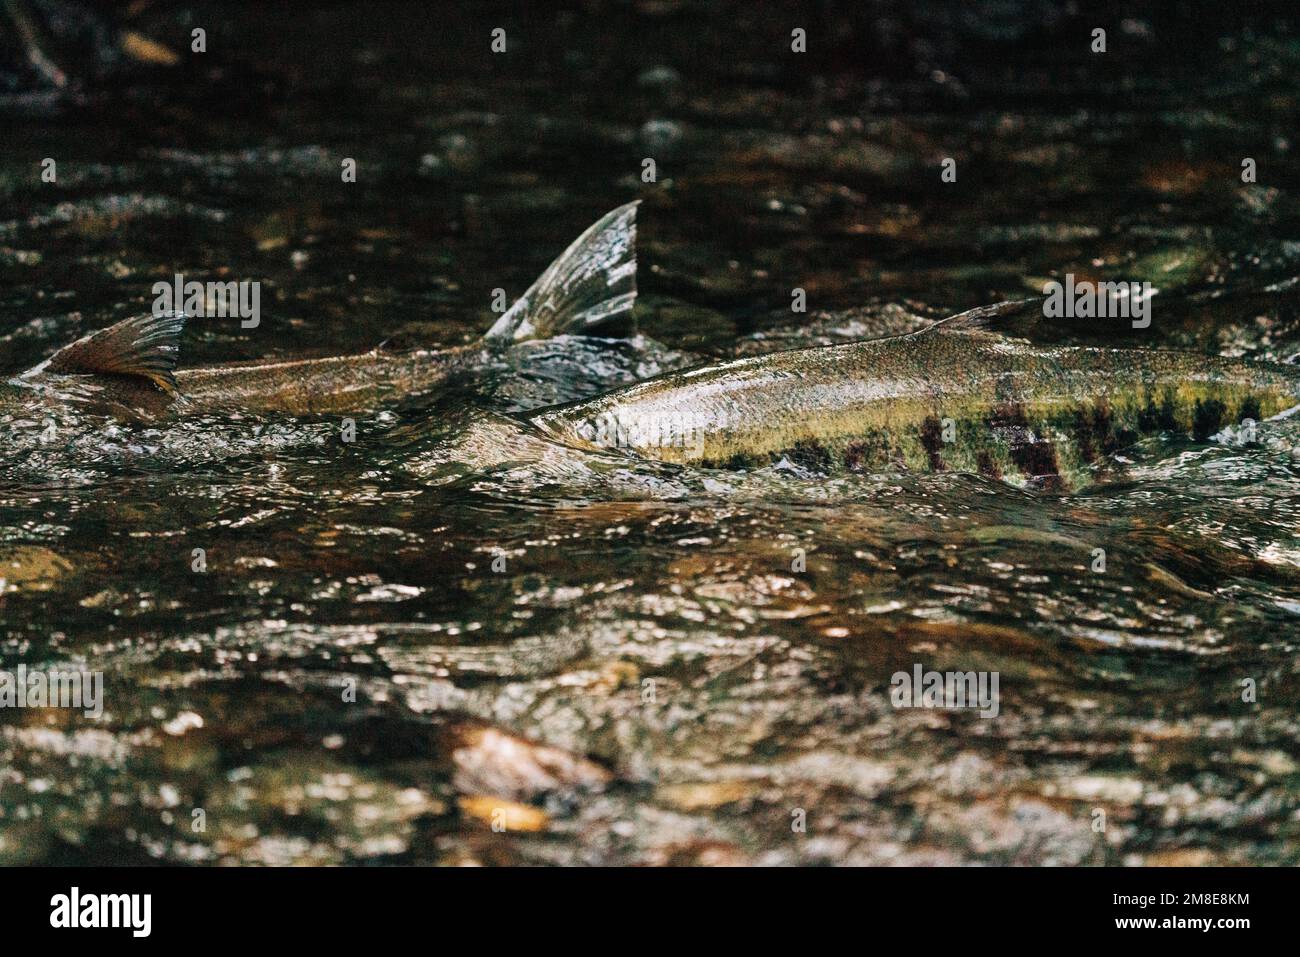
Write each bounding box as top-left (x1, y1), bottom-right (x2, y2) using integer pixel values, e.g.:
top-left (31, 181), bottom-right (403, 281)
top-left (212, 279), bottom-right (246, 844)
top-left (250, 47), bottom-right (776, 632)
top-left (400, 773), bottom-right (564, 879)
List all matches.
top-left (2, 1), bottom-right (1300, 865)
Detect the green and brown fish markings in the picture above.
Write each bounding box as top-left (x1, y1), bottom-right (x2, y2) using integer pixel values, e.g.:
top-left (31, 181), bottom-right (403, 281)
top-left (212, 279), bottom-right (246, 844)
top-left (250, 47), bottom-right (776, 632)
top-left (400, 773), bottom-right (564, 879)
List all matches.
top-left (530, 299), bottom-right (1300, 490)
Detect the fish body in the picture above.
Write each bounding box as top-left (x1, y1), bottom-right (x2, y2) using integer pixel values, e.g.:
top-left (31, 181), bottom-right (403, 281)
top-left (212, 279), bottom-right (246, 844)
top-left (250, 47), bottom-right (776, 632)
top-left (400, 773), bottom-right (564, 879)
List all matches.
top-left (171, 346), bottom-right (489, 415)
top-left (531, 302), bottom-right (1300, 488)
top-left (1, 339), bottom-right (490, 420)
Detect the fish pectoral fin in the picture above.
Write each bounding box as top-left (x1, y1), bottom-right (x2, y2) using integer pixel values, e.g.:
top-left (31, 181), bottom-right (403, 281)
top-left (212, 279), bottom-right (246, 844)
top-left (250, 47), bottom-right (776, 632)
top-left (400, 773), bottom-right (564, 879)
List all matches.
top-left (482, 201), bottom-right (639, 345)
top-left (42, 312), bottom-right (187, 393)
top-left (928, 297), bottom-right (1043, 337)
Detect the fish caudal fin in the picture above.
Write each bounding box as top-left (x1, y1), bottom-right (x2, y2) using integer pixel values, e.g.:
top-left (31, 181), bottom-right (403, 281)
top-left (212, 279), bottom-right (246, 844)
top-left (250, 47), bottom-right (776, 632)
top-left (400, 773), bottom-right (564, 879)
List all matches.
top-left (482, 201), bottom-right (639, 345)
top-left (41, 312), bottom-right (187, 392)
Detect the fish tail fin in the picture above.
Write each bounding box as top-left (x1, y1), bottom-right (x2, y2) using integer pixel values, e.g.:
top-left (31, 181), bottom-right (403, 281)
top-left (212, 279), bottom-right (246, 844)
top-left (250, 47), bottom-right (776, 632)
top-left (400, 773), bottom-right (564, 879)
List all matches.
top-left (481, 201), bottom-right (639, 346)
top-left (39, 311), bottom-right (187, 392)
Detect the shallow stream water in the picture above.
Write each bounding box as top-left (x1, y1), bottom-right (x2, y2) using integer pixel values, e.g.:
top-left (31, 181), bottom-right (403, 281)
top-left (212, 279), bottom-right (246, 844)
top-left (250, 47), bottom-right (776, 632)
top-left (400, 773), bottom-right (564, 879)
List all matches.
top-left (2, 2), bottom-right (1299, 865)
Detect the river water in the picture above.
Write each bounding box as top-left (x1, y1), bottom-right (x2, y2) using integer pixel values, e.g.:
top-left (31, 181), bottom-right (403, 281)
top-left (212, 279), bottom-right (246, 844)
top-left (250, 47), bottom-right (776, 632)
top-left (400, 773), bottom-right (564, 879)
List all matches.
top-left (2, 2), bottom-right (1299, 865)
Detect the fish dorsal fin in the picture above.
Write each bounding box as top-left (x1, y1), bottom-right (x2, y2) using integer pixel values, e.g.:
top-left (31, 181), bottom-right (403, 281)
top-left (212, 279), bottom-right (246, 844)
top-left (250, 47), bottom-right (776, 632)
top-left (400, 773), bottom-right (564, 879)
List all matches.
top-left (927, 297), bottom-right (1043, 336)
top-left (42, 312), bottom-right (187, 392)
top-left (483, 201), bottom-right (639, 345)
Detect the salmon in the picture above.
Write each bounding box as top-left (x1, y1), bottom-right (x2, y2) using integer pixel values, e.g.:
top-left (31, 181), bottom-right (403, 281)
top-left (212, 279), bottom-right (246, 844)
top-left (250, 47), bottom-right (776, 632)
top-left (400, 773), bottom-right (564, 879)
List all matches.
top-left (529, 299), bottom-right (1300, 489)
top-left (1, 202), bottom-right (640, 420)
